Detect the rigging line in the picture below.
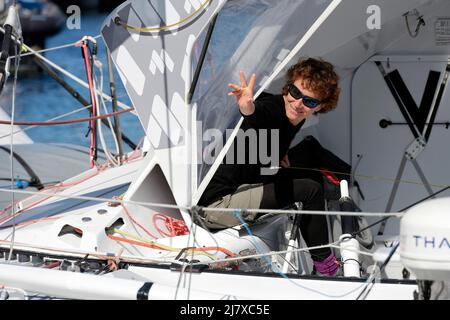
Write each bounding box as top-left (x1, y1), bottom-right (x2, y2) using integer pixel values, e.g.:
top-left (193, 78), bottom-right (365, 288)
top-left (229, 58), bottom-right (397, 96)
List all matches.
top-left (190, 207), bottom-right (221, 251)
top-left (187, 241), bottom-right (353, 268)
top-left (0, 108), bottom-right (135, 126)
top-left (357, 242), bottom-right (400, 300)
top-left (0, 232), bottom-right (373, 284)
top-left (0, 106), bottom-right (88, 140)
top-left (93, 59), bottom-right (115, 166)
top-left (4, 217), bottom-right (229, 260)
top-left (0, 239), bottom-right (178, 265)
top-left (109, 228), bottom-right (218, 259)
top-left (0, 241), bottom-right (364, 289)
top-left (231, 210), bottom-right (377, 299)
top-left (81, 41), bottom-right (98, 168)
top-left (352, 184), bottom-right (450, 238)
top-left (116, 0), bottom-right (212, 33)
top-left (121, 204), bottom-right (159, 239)
top-left (232, 209), bottom-right (286, 273)
top-left (0, 26), bottom-right (132, 111)
top-left (174, 230), bottom-right (191, 300)
top-left (179, 219), bottom-right (198, 300)
top-left (400, 184), bottom-right (450, 212)
top-left (106, 47), bottom-right (124, 162)
top-left (0, 188), bottom-right (189, 211)
top-left (0, 146), bottom-right (43, 189)
top-left (351, 154), bottom-right (363, 188)
top-left (0, 235), bottom-right (334, 269)
top-left (271, 166), bottom-right (449, 189)
top-left (94, 56), bottom-right (121, 166)
top-left (174, 263), bottom-right (188, 300)
top-left (0, 187), bottom-right (399, 218)
top-left (355, 264), bottom-right (379, 300)
top-left (106, 235), bottom-right (216, 261)
top-left (32, 52), bottom-right (137, 150)
top-left (278, 252), bottom-right (299, 274)
top-left (186, 219), bottom-right (199, 300)
top-left (202, 250), bottom-right (377, 299)
top-left (7, 42), bottom-right (21, 263)
top-left (187, 13), bottom-right (217, 104)
top-left (328, 244), bottom-right (375, 258)
top-left (0, 185), bottom-right (399, 219)
top-left (352, 217), bottom-right (389, 238)
top-left (203, 207), bottom-right (400, 218)
top-left (17, 35), bottom-right (102, 58)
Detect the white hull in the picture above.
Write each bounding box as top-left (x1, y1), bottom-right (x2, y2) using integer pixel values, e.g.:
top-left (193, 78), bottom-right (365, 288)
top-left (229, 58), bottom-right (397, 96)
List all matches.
top-left (1, 0), bottom-right (450, 300)
top-left (0, 261), bottom-right (417, 300)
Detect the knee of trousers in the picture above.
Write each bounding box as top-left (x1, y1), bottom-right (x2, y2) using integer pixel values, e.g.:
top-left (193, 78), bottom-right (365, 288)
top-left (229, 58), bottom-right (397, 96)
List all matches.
top-left (293, 179), bottom-right (324, 200)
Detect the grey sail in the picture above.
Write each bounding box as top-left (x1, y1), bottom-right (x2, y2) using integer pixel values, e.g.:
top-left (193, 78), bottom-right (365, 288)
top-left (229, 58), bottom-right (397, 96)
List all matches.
top-left (191, 0), bottom-right (334, 201)
top-left (101, 0), bottom-right (334, 205)
top-left (101, 0), bottom-right (227, 206)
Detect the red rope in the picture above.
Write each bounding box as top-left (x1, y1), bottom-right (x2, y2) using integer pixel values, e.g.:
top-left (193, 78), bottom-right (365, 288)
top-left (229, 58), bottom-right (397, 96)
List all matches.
top-left (0, 166), bottom-right (105, 225)
top-left (0, 108), bottom-right (134, 126)
top-left (81, 43), bottom-right (97, 168)
top-left (121, 204), bottom-right (159, 239)
top-left (152, 213), bottom-right (189, 237)
top-left (320, 168), bottom-right (341, 186)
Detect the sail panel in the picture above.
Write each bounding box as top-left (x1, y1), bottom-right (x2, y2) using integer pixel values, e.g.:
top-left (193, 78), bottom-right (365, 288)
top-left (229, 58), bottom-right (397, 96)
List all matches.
top-left (192, 0), bottom-right (333, 196)
top-left (101, 0), bottom-right (335, 205)
top-left (102, 0), bottom-right (226, 150)
top-left (101, 0), bottom-right (227, 207)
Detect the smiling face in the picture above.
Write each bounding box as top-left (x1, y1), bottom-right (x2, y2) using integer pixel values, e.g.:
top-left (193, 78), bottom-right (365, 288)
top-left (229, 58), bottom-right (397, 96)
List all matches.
top-left (284, 78), bottom-right (322, 126)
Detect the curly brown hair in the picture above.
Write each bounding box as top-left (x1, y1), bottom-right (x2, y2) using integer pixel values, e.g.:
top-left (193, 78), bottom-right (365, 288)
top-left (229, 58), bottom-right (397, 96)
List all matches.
top-left (282, 58), bottom-right (340, 114)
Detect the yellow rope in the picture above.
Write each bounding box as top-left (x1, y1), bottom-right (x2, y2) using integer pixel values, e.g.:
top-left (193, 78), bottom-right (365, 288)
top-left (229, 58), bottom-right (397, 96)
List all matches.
top-left (116, 0), bottom-right (212, 33)
top-left (112, 228), bottom-right (217, 260)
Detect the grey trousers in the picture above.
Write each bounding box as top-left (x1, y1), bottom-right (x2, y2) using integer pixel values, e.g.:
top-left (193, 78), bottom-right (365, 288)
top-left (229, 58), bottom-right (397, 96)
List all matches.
top-left (202, 184), bottom-right (264, 229)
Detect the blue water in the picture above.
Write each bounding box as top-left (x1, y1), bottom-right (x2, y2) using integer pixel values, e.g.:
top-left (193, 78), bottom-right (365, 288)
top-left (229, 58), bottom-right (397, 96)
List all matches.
top-left (2, 14), bottom-right (144, 152)
top-left (1, 5), bottom-right (265, 153)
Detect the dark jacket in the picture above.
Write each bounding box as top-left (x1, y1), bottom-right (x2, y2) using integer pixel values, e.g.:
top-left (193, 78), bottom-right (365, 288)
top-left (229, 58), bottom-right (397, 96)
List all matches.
top-left (199, 93), bottom-right (304, 206)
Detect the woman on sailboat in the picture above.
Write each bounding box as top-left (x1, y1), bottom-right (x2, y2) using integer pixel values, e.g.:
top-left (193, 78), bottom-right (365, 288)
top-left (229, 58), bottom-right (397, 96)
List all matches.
top-left (199, 58), bottom-right (346, 276)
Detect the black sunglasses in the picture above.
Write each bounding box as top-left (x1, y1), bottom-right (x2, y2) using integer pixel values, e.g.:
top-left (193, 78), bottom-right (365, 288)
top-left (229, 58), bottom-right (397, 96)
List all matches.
top-left (287, 83), bottom-right (321, 109)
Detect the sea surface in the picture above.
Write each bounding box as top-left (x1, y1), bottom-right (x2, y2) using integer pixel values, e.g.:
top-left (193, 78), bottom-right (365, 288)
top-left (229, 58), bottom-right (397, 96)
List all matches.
top-left (1, 13), bottom-right (144, 152)
top-left (1, 2), bottom-right (266, 154)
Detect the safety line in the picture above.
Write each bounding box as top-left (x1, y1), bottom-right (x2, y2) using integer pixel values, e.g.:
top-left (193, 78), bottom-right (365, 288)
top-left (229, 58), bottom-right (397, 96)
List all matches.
top-left (0, 106), bottom-right (88, 140)
top-left (0, 108), bottom-right (134, 126)
top-left (18, 35), bottom-right (102, 57)
top-left (270, 165), bottom-right (450, 189)
top-left (0, 26), bottom-right (132, 111)
top-left (0, 187), bottom-right (401, 219)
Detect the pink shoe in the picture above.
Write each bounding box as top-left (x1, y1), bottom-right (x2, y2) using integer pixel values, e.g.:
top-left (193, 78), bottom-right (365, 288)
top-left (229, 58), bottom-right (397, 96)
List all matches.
top-left (313, 253), bottom-right (340, 276)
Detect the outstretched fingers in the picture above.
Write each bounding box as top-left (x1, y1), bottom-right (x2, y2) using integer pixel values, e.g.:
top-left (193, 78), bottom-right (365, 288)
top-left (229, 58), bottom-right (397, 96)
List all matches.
top-left (239, 70), bottom-right (248, 87)
top-left (228, 83), bottom-right (241, 96)
top-left (248, 73), bottom-right (256, 91)
top-left (228, 71), bottom-right (256, 96)
top-left (228, 83), bottom-right (241, 91)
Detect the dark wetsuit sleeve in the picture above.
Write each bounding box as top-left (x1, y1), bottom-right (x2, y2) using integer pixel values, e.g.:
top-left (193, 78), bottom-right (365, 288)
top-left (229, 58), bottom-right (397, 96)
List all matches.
top-left (240, 95), bottom-right (282, 129)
